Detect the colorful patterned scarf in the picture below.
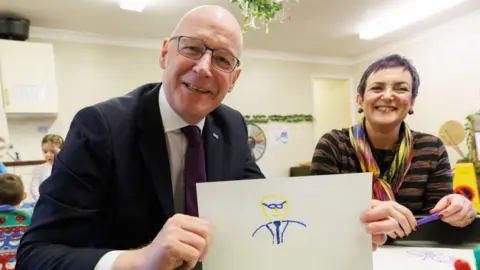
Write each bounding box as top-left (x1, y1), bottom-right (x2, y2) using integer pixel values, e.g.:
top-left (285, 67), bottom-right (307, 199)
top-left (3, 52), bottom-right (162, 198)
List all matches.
top-left (349, 117), bottom-right (414, 201)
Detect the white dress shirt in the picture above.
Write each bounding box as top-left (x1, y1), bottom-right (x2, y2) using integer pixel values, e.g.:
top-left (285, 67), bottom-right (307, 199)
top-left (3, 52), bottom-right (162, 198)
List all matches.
top-left (95, 86), bottom-right (205, 269)
top-left (30, 162), bottom-right (53, 201)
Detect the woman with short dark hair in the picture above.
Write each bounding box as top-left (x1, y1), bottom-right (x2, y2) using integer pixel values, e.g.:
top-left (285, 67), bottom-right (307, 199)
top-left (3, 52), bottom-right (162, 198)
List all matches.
top-left (311, 54), bottom-right (475, 239)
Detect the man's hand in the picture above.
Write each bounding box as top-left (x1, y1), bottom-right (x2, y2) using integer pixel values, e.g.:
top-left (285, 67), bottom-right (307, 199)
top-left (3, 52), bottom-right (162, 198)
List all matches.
top-left (113, 214), bottom-right (211, 270)
top-left (430, 194), bottom-right (476, 227)
top-left (360, 200), bottom-right (417, 251)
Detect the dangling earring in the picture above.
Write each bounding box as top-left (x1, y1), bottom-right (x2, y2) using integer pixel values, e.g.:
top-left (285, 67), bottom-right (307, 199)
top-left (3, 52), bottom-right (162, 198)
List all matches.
top-left (358, 108), bottom-right (364, 113)
top-left (408, 110), bottom-right (414, 115)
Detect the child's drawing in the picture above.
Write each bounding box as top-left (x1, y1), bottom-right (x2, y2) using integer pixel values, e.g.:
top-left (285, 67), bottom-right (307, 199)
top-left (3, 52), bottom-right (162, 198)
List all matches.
top-left (406, 250), bottom-right (456, 263)
top-left (252, 194), bottom-right (306, 244)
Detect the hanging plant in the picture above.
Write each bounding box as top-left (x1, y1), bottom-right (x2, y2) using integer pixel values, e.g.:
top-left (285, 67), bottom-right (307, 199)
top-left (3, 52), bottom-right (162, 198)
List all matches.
top-left (244, 114), bottom-right (313, 123)
top-left (230, 0), bottom-right (298, 33)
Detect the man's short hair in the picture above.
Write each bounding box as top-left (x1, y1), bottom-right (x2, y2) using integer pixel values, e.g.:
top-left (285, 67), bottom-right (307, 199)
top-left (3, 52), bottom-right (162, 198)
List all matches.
top-left (357, 54), bottom-right (420, 99)
top-left (0, 173), bottom-right (24, 206)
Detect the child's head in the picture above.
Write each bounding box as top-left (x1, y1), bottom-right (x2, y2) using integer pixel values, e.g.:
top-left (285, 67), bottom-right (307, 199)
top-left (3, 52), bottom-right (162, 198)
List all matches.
top-left (41, 134), bottom-right (64, 164)
top-left (0, 173), bottom-right (26, 207)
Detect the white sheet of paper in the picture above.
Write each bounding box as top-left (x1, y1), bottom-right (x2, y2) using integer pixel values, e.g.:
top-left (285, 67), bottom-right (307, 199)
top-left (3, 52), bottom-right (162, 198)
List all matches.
top-left (11, 84), bottom-right (47, 105)
top-left (373, 246), bottom-right (475, 270)
top-left (268, 126), bottom-right (290, 145)
top-left (197, 173), bottom-right (373, 270)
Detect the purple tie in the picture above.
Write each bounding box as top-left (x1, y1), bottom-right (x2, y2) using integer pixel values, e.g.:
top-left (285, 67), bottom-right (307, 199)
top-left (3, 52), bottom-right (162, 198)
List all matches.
top-left (181, 125), bottom-right (206, 217)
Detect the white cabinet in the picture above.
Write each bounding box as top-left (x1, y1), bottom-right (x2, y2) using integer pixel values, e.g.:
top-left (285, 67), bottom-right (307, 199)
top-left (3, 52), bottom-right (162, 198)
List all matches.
top-left (0, 39), bottom-right (58, 116)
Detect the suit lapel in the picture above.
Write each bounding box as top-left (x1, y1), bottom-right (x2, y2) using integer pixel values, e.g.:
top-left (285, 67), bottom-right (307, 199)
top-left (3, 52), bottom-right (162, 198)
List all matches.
top-left (137, 84), bottom-right (174, 217)
top-left (203, 115), bottom-right (227, 182)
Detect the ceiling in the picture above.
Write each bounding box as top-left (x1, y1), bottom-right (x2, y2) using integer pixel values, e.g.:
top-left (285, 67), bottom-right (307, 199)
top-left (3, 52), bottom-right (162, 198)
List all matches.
top-left (0, 0), bottom-right (479, 59)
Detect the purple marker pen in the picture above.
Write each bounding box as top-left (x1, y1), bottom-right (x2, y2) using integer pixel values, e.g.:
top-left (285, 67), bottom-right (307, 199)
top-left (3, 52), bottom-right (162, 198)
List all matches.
top-left (417, 212), bottom-right (441, 226)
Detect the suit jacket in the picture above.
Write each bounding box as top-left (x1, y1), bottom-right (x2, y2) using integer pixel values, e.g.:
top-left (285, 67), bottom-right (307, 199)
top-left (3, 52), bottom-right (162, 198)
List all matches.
top-left (16, 83), bottom-right (265, 270)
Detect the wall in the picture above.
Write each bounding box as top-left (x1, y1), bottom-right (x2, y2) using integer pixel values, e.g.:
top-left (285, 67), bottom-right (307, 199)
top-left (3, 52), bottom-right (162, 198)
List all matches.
top-left (312, 78), bottom-right (353, 144)
top-left (352, 10), bottom-right (480, 165)
top-left (8, 40), bottom-right (162, 160)
top-left (224, 57), bottom-right (353, 177)
top-left (5, 39), bottom-right (353, 191)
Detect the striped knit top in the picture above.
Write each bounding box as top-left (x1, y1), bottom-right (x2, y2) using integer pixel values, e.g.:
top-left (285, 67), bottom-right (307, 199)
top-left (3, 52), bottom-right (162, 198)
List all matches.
top-left (310, 127), bottom-right (453, 214)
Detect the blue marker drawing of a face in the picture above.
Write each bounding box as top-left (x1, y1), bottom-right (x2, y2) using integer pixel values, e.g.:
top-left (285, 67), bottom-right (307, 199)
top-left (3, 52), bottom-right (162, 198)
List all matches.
top-left (252, 194), bottom-right (306, 245)
top-left (261, 198), bottom-right (288, 221)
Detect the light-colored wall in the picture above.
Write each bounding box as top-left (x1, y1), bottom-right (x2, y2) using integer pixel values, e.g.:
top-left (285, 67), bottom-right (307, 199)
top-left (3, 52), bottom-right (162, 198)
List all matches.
top-left (312, 78), bottom-right (353, 144)
top-left (5, 39), bottom-right (353, 189)
top-left (352, 10), bottom-right (480, 165)
top-left (224, 57), bottom-right (353, 177)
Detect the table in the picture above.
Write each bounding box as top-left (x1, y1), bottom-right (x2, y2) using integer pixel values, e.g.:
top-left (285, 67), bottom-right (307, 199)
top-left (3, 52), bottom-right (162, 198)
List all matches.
top-left (370, 216), bottom-right (480, 269)
top-left (373, 238), bottom-right (480, 270)
top-left (374, 245), bottom-right (477, 269)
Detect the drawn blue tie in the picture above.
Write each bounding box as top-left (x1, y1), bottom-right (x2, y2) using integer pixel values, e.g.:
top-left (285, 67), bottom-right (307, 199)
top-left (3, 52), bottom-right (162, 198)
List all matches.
top-left (273, 220), bottom-right (281, 244)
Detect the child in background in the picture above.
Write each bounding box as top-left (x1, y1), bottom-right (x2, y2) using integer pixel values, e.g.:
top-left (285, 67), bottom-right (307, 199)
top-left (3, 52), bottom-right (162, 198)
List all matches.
top-left (0, 173), bottom-right (33, 269)
top-left (0, 162), bottom-right (6, 173)
top-left (30, 134), bottom-right (64, 201)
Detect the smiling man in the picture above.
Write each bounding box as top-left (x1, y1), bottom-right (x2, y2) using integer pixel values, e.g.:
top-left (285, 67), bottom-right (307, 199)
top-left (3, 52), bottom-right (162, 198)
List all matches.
top-left (17, 5), bottom-right (263, 270)
top-left (17, 6), bottom-right (405, 270)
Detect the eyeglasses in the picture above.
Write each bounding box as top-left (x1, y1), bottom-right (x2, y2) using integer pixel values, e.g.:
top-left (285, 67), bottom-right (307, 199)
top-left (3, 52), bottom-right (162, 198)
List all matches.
top-left (262, 201), bottom-right (287, 210)
top-left (169, 36), bottom-right (240, 73)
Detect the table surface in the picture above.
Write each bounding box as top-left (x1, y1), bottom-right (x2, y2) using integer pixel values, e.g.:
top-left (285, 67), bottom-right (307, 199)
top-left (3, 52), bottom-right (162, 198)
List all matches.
top-left (374, 242), bottom-right (480, 270)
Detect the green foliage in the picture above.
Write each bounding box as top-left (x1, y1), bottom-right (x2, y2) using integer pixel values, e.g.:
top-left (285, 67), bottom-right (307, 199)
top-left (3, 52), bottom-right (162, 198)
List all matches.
top-left (244, 114), bottom-right (313, 123)
top-left (230, 0), bottom-right (292, 33)
top-left (459, 110), bottom-right (480, 173)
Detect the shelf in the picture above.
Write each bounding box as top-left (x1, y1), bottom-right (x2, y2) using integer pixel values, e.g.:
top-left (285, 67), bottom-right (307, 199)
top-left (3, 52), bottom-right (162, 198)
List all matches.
top-left (4, 160), bottom-right (45, 167)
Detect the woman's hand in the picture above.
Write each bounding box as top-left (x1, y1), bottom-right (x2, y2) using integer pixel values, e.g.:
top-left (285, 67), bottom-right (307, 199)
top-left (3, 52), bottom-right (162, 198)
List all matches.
top-left (430, 194), bottom-right (476, 227)
top-left (360, 200), bottom-right (417, 251)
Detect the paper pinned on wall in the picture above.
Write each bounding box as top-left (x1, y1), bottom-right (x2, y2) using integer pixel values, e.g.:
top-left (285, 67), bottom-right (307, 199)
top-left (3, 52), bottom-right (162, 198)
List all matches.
top-left (197, 173), bottom-right (373, 270)
top-left (269, 126), bottom-right (290, 145)
top-left (37, 126), bottom-right (49, 133)
top-left (10, 84), bottom-right (47, 105)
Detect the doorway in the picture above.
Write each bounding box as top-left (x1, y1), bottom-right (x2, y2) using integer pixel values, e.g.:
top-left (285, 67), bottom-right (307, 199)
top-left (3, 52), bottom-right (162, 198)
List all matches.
top-left (311, 76), bottom-right (356, 144)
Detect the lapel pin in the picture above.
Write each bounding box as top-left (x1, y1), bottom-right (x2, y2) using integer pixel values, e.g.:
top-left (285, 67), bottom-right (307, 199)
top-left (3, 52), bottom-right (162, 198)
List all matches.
top-left (213, 133), bottom-right (219, 139)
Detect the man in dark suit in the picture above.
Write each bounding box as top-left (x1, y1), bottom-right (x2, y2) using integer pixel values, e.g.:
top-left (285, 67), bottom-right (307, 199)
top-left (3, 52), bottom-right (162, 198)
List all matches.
top-left (17, 5), bottom-right (263, 270)
top-left (17, 4), bottom-right (403, 270)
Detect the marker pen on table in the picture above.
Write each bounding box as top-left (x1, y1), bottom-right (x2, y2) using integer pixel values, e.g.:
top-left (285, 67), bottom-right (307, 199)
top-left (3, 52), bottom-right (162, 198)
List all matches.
top-left (474, 246), bottom-right (480, 270)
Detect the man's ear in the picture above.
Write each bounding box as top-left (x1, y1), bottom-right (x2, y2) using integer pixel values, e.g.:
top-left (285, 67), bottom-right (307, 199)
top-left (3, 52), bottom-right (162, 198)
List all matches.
top-left (23, 192), bottom-right (27, 200)
top-left (228, 68), bottom-right (242, 93)
top-left (159, 39), bottom-right (169, 69)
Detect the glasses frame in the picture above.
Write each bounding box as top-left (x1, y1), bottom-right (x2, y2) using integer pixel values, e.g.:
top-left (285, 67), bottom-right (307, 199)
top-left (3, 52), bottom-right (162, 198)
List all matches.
top-left (169, 36), bottom-right (241, 73)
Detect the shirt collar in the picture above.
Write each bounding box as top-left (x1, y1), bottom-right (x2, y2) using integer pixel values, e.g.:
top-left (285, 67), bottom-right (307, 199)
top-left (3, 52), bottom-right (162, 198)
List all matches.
top-left (158, 85), bottom-right (205, 133)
